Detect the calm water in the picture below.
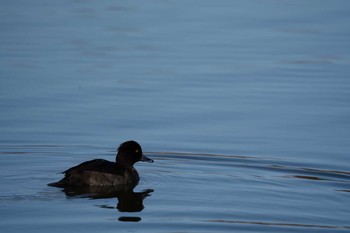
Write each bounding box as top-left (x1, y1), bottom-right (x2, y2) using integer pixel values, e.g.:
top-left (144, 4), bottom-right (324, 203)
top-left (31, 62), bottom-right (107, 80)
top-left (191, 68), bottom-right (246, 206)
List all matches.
top-left (1, 0), bottom-right (350, 232)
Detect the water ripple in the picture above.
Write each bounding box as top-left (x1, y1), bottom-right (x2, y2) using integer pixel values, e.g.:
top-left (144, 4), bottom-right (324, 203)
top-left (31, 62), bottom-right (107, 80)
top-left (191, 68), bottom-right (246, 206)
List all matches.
top-left (204, 219), bottom-right (350, 230)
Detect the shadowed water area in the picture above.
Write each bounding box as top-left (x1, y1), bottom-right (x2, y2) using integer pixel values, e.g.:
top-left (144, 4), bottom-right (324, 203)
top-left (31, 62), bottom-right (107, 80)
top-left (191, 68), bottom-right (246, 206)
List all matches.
top-left (1, 1), bottom-right (350, 232)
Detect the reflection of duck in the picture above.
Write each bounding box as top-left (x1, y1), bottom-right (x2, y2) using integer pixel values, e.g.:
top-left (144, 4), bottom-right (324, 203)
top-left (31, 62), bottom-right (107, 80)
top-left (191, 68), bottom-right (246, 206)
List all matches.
top-left (48, 141), bottom-right (153, 187)
top-left (62, 184), bottom-right (154, 213)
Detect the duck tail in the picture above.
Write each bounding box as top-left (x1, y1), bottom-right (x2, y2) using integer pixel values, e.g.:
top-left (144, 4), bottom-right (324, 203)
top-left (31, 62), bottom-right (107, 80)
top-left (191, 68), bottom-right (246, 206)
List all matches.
top-left (47, 179), bottom-right (66, 187)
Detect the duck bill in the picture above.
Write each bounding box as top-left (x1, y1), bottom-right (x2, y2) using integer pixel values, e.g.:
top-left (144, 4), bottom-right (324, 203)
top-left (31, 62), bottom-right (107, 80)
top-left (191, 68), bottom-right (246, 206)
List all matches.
top-left (141, 154), bottom-right (154, 163)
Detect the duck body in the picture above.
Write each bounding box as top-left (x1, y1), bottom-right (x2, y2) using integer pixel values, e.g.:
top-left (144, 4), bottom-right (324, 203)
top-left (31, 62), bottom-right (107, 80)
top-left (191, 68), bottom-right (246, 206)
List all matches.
top-left (49, 159), bottom-right (140, 187)
top-left (48, 141), bottom-right (153, 187)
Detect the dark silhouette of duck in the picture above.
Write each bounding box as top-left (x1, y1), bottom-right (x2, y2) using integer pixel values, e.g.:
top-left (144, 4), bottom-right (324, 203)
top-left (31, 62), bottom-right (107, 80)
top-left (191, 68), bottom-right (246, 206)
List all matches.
top-left (48, 140), bottom-right (153, 187)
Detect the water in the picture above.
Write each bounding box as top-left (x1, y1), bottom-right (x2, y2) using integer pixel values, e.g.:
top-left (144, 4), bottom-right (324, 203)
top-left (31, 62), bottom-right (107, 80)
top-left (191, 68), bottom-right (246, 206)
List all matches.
top-left (1, 0), bottom-right (350, 232)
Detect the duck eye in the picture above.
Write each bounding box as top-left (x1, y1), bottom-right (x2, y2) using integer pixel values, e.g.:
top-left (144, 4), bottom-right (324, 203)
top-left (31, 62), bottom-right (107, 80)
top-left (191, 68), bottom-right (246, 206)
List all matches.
top-left (135, 150), bottom-right (139, 153)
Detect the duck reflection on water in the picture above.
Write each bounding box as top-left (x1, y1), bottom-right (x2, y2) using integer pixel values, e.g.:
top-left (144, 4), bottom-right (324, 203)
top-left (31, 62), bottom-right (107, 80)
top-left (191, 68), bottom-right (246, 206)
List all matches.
top-left (62, 184), bottom-right (153, 213)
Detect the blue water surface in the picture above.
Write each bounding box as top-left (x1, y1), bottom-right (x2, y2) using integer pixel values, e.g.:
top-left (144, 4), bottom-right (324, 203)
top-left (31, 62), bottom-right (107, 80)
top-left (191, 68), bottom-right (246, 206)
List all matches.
top-left (1, 1), bottom-right (350, 232)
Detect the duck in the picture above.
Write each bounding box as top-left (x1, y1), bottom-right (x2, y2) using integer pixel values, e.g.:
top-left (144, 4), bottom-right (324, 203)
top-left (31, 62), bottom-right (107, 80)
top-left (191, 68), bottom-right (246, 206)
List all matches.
top-left (48, 140), bottom-right (153, 187)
